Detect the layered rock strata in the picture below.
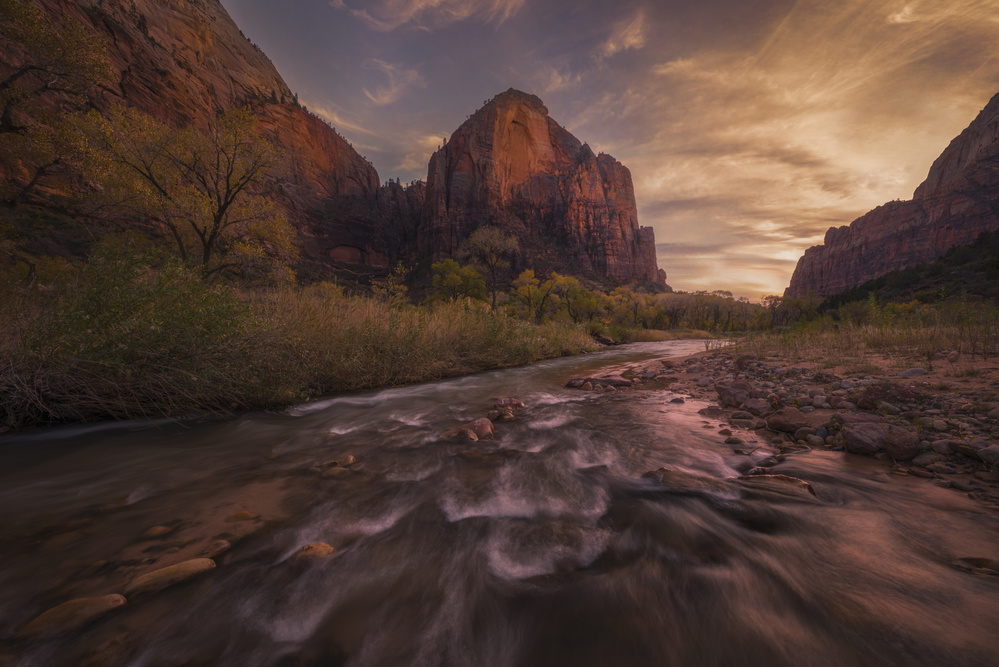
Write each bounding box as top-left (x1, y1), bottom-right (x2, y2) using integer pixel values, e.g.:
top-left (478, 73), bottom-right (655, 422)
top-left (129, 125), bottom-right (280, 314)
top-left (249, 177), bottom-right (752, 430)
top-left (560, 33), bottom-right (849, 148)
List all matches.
top-left (786, 92), bottom-right (999, 298)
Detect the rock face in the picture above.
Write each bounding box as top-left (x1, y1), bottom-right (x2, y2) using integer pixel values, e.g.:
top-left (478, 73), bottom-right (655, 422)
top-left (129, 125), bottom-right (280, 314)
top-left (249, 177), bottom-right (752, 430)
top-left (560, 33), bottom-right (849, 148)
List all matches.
top-left (421, 90), bottom-right (665, 285)
top-left (5, 6), bottom-right (662, 283)
top-left (786, 92), bottom-right (999, 298)
top-left (14, 0), bottom-right (391, 264)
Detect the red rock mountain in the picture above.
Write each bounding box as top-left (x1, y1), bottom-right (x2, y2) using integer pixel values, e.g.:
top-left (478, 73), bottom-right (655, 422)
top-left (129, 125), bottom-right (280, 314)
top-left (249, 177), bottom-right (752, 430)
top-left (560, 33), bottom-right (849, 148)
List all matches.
top-left (4, 2), bottom-right (662, 284)
top-left (422, 90), bottom-right (665, 285)
top-left (785, 92), bottom-right (999, 298)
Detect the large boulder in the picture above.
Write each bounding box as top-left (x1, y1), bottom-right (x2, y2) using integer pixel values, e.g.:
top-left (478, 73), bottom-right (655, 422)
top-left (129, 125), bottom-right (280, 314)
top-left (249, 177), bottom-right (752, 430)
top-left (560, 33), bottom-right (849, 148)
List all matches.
top-left (841, 422), bottom-right (889, 455)
top-left (766, 407), bottom-right (809, 433)
top-left (883, 426), bottom-right (921, 460)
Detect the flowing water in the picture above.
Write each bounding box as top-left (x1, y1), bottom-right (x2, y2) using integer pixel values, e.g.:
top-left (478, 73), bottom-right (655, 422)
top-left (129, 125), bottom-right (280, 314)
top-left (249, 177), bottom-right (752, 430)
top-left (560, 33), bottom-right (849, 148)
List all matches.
top-left (2, 340), bottom-right (999, 666)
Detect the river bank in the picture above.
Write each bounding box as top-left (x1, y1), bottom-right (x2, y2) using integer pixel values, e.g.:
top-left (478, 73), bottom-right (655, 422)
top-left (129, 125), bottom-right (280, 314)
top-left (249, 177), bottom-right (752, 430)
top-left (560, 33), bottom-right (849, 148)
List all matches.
top-left (605, 345), bottom-right (999, 515)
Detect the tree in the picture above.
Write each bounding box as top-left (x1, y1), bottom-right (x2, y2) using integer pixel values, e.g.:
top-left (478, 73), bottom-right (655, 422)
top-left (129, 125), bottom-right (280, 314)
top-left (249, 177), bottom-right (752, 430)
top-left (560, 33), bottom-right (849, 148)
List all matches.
top-left (551, 274), bottom-right (600, 323)
top-left (512, 269), bottom-right (557, 323)
top-left (0, 0), bottom-right (116, 206)
top-left (458, 226), bottom-right (517, 311)
top-left (428, 259), bottom-right (486, 302)
top-left (94, 105), bottom-right (297, 280)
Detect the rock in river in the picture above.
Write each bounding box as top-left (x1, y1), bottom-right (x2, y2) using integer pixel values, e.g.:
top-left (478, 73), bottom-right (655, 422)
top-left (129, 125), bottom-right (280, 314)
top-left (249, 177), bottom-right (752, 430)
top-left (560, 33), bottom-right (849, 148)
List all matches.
top-left (19, 594), bottom-right (126, 638)
top-left (124, 558), bottom-right (216, 597)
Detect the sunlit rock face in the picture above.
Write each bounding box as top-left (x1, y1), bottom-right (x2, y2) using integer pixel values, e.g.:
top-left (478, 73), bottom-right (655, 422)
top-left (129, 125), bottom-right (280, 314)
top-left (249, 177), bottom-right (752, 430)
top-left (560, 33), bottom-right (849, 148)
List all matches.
top-left (422, 89), bottom-right (664, 285)
top-left (19, 0), bottom-right (391, 262)
top-left (786, 92), bottom-right (999, 298)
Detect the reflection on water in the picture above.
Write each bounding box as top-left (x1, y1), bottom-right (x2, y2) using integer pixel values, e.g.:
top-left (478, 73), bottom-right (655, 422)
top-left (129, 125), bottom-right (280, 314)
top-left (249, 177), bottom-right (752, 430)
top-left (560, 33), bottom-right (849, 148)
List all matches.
top-left (1, 341), bottom-right (998, 666)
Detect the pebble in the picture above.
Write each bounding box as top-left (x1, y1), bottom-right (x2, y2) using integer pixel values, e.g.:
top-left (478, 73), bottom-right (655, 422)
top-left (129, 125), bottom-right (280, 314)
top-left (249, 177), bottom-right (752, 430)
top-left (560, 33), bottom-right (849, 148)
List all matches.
top-left (142, 525), bottom-right (174, 539)
top-left (201, 539), bottom-right (232, 559)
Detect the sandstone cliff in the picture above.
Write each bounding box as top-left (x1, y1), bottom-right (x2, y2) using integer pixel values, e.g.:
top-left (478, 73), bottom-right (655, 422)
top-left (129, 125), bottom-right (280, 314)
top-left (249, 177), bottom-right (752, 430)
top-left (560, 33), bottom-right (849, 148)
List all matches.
top-left (421, 90), bottom-right (664, 285)
top-left (7, 0), bottom-right (387, 263)
top-left (785, 92), bottom-right (999, 298)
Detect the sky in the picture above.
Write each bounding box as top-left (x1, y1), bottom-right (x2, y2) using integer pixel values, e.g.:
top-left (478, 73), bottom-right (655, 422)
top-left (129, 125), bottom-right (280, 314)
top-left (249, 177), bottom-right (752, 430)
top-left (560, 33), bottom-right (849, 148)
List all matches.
top-left (221, 0), bottom-right (999, 299)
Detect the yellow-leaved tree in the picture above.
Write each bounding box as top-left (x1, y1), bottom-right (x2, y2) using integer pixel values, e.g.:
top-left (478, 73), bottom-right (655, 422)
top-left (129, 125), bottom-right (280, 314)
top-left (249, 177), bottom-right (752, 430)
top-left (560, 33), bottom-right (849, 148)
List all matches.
top-left (93, 105), bottom-right (297, 282)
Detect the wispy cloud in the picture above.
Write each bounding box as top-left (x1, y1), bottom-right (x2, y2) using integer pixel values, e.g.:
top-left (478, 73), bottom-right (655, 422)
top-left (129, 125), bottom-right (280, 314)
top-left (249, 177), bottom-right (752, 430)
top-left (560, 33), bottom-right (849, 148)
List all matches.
top-left (329, 0), bottom-right (525, 31)
top-left (362, 59), bottom-right (425, 105)
top-left (597, 9), bottom-right (647, 61)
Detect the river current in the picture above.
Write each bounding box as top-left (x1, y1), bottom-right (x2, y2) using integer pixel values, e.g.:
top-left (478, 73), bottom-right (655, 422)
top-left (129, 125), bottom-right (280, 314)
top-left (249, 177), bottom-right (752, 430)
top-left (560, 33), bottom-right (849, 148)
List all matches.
top-left (2, 340), bottom-right (998, 666)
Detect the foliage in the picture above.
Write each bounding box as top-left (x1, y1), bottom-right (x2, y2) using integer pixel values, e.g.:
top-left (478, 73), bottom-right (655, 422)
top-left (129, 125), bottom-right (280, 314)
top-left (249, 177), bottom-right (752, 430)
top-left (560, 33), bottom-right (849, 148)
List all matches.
top-left (92, 105), bottom-right (297, 281)
top-left (458, 226), bottom-right (517, 310)
top-left (0, 0), bottom-right (116, 205)
top-left (427, 258), bottom-right (486, 302)
top-left (370, 261), bottom-right (410, 307)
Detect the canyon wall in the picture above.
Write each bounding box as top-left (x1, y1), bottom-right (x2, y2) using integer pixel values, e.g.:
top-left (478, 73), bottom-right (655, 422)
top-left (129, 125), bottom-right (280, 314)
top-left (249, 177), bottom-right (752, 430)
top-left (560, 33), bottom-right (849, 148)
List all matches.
top-left (785, 92), bottom-right (999, 298)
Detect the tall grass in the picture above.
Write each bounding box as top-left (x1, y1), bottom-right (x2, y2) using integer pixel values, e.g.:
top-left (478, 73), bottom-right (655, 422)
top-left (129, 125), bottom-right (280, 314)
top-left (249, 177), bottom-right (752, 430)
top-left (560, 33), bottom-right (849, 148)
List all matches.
top-left (735, 300), bottom-right (999, 367)
top-left (1, 252), bottom-right (595, 429)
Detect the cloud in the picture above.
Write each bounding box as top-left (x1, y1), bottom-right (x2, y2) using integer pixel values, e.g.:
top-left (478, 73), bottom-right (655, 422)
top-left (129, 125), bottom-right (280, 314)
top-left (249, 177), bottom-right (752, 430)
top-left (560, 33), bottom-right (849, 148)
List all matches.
top-left (597, 9), bottom-right (647, 61)
top-left (329, 0), bottom-right (525, 31)
top-left (363, 59), bottom-right (425, 105)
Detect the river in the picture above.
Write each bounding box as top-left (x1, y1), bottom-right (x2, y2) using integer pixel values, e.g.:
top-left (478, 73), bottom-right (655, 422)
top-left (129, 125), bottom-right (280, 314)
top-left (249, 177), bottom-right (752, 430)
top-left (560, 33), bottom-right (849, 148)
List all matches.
top-left (2, 340), bottom-right (998, 666)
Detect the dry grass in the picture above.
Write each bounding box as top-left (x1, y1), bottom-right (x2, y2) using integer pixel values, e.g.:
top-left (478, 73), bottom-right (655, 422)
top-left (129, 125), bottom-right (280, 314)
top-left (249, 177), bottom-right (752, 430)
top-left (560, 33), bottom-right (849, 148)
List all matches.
top-left (1, 268), bottom-right (596, 429)
top-left (734, 302), bottom-right (999, 368)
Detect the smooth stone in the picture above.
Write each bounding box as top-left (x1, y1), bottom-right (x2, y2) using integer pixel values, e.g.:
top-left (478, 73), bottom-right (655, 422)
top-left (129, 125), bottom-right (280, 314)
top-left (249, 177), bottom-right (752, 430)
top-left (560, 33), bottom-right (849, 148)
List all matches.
top-left (225, 511), bottom-right (258, 522)
top-left (201, 539), bottom-right (232, 559)
top-left (884, 427), bottom-right (921, 461)
top-left (19, 595), bottom-right (126, 638)
top-left (931, 439), bottom-right (953, 455)
top-left (932, 420), bottom-right (949, 432)
top-left (725, 436), bottom-right (745, 445)
top-left (124, 559), bottom-right (215, 597)
top-left (842, 422), bottom-right (889, 455)
top-left (979, 445), bottom-right (999, 467)
top-left (291, 542), bottom-right (336, 560)
top-left (899, 368), bottom-right (927, 378)
top-left (805, 434), bottom-right (826, 447)
top-left (912, 452), bottom-right (941, 467)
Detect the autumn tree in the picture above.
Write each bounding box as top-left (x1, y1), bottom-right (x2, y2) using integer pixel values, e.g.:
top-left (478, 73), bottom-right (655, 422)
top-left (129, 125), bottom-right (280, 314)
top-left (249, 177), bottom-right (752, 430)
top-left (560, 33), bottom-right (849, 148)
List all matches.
top-left (458, 226), bottom-right (517, 311)
top-left (551, 274), bottom-right (601, 324)
top-left (511, 269), bottom-right (558, 323)
top-left (428, 259), bottom-right (486, 302)
top-left (94, 105), bottom-right (297, 281)
top-left (0, 0), bottom-right (115, 206)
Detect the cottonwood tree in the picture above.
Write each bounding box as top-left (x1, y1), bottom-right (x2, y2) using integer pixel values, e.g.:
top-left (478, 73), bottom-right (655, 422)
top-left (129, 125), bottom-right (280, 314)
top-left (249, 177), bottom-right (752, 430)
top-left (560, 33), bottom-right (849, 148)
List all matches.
top-left (458, 226), bottom-right (517, 311)
top-left (95, 105), bottom-right (297, 281)
top-left (0, 0), bottom-right (115, 206)
top-left (427, 259), bottom-right (486, 302)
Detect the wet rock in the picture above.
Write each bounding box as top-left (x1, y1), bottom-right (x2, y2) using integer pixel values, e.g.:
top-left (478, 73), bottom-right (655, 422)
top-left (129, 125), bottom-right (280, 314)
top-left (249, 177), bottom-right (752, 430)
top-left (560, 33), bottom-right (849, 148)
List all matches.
top-left (321, 466), bottom-right (351, 478)
top-left (743, 467), bottom-right (772, 476)
top-left (793, 427), bottom-right (817, 441)
top-left (142, 525), bottom-right (174, 539)
top-left (980, 445), bottom-right (999, 467)
top-left (225, 511), bottom-right (258, 522)
top-left (931, 439), bottom-right (953, 455)
top-left (912, 452), bottom-right (941, 467)
top-left (718, 428), bottom-right (733, 436)
top-left (953, 557), bottom-right (998, 574)
top-left (647, 468), bottom-right (732, 496)
top-left (291, 542), bottom-right (336, 560)
top-left (18, 594), bottom-right (126, 639)
top-left (581, 382), bottom-right (593, 391)
top-left (494, 398), bottom-right (526, 410)
top-left (725, 436), bottom-right (745, 445)
top-left (806, 435), bottom-right (826, 447)
top-left (201, 539), bottom-right (232, 559)
top-left (884, 427), bottom-right (921, 460)
top-left (730, 411), bottom-right (753, 420)
top-left (487, 408), bottom-right (515, 421)
top-left (841, 422), bottom-right (889, 455)
top-left (123, 558), bottom-right (215, 597)
top-left (766, 407), bottom-right (809, 433)
top-left (566, 376), bottom-right (631, 389)
top-left (79, 632), bottom-right (135, 667)
top-left (743, 398), bottom-right (771, 417)
top-left (736, 474), bottom-right (816, 497)
top-left (441, 418), bottom-right (495, 441)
